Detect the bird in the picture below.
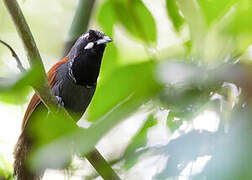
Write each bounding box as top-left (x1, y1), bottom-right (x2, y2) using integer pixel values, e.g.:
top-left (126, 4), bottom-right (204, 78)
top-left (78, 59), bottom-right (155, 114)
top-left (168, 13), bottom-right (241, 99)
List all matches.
top-left (13, 29), bottom-right (112, 180)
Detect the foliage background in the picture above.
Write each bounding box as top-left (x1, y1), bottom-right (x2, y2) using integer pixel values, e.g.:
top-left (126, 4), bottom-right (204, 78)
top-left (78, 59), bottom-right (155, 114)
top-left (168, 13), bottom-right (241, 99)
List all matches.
top-left (0, 0), bottom-right (252, 179)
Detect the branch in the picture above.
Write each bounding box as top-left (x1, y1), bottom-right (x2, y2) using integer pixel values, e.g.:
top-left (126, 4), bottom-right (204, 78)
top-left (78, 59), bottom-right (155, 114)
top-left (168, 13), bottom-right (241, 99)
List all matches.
top-left (0, 39), bottom-right (26, 73)
top-left (85, 149), bottom-right (121, 180)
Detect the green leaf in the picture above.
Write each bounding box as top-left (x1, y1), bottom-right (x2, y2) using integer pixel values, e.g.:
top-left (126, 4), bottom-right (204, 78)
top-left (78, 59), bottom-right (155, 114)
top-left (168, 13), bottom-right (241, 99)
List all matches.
top-left (88, 60), bottom-right (161, 122)
top-left (97, 1), bottom-right (118, 36)
top-left (31, 106), bottom-right (77, 146)
top-left (123, 114), bottom-right (157, 169)
top-left (99, 43), bottom-right (119, 80)
top-left (227, 0), bottom-right (252, 51)
top-left (0, 155), bottom-right (13, 180)
top-left (110, 0), bottom-right (157, 43)
top-left (0, 68), bottom-right (40, 104)
top-left (28, 106), bottom-right (78, 170)
top-left (197, 0), bottom-right (237, 26)
top-left (131, 0), bottom-right (157, 43)
top-left (166, 111), bottom-right (182, 132)
top-left (166, 0), bottom-right (184, 32)
top-left (183, 40), bottom-right (192, 54)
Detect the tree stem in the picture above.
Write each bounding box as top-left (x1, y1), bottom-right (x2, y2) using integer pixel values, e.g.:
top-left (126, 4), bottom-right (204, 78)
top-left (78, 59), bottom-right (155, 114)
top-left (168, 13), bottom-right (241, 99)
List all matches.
top-left (86, 149), bottom-right (121, 180)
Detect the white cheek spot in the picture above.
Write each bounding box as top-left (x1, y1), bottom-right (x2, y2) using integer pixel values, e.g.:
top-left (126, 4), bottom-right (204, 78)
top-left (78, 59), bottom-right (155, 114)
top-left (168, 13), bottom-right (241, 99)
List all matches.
top-left (84, 42), bottom-right (94, 49)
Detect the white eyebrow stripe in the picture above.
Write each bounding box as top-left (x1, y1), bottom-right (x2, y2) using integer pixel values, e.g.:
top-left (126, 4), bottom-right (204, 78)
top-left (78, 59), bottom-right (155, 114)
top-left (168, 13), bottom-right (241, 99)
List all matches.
top-left (84, 42), bottom-right (94, 49)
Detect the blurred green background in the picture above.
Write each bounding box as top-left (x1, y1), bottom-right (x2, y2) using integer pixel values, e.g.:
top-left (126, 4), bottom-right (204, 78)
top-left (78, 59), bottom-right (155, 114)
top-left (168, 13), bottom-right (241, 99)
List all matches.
top-left (0, 0), bottom-right (252, 179)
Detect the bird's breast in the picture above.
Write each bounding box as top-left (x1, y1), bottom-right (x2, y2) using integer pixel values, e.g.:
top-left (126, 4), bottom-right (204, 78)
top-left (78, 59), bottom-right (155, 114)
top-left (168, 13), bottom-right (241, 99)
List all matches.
top-left (53, 63), bottom-right (96, 119)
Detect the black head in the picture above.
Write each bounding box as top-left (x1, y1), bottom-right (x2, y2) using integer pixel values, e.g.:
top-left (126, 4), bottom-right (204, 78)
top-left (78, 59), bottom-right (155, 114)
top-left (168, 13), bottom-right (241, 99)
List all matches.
top-left (68, 30), bottom-right (112, 86)
top-left (68, 29), bottom-right (112, 61)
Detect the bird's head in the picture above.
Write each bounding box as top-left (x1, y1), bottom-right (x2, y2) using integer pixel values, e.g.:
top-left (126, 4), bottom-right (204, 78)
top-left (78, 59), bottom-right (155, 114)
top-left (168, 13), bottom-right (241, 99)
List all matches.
top-left (68, 29), bottom-right (112, 61)
top-left (68, 30), bottom-right (112, 86)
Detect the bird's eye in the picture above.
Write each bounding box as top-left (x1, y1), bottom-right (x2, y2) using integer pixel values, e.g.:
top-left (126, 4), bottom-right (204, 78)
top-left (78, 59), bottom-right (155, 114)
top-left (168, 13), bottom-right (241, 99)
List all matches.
top-left (87, 36), bottom-right (94, 41)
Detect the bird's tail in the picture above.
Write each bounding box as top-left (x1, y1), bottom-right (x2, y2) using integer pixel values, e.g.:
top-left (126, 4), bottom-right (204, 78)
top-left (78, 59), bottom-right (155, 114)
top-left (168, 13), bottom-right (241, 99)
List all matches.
top-left (13, 131), bottom-right (41, 180)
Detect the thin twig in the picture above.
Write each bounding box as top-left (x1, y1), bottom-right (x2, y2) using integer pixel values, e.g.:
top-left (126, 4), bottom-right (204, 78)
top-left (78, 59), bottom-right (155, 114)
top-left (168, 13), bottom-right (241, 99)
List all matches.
top-left (0, 39), bottom-right (26, 72)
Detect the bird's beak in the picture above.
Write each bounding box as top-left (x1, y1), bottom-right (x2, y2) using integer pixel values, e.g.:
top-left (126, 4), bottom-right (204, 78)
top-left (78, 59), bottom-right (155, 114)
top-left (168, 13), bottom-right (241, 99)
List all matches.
top-left (96, 35), bottom-right (113, 45)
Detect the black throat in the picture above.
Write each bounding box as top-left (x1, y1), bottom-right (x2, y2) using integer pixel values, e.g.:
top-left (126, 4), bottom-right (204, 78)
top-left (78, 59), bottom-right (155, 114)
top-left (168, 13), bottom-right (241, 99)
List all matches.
top-left (70, 49), bottom-right (104, 87)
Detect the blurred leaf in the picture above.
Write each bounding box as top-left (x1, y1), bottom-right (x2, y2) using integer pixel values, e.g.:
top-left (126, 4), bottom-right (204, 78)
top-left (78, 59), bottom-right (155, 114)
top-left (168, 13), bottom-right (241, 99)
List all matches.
top-left (97, 1), bottom-right (117, 36)
top-left (154, 130), bottom-right (216, 179)
top-left (159, 86), bottom-right (212, 116)
top-left (166, 111), bottom-right (182, 132)
top-left (28, 105), bottom-right (78, 170)
top-left (123, 114), bottom-right (157, 169)
top-left (197, 0), bottom-right (237, 26)
top-left (88, 60), bottom-right (161, 122)
top-left (176, 0), bottom-right (207, 57)
top-left (102, 0), bottom-right (157, 43)
top-left (0, 77), bottom-right (31, 104)
top-left (31, 106), bottom-right (78, 146)
top-left (129, 0), bottom-right (157, 43)
top-left (156, 61), bottom-right (226, 110)
top-left (183, 40), bottom-right (192, 54)
top-left (193, 106), bottom-right (252, 180)
top-left (99, 43), bottom-right (119, 80)
top-left (0, 155), bottom-right (13, 180)
top-left (227, 0), bottom-right (252, 51)
top-left (0, 68), bottom-right (41, 104)
top-left (232, 0), bottom-right (252, 34)
top-left (166, 0), bottom-right (184, 32)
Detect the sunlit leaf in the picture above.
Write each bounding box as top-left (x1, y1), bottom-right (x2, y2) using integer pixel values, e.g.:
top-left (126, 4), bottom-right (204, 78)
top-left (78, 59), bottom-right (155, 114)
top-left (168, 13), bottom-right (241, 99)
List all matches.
top-left (99, 43), bottom-right (119, 80)
top-left (30, 106), bottom-right (77, 146)
top-left (154, 130), bottom-right (215, 179)
top-left (183, 40), bottom-right (192, 54)
top-left (0, 68), bottom-right (40, 104)
top-left (227, 0), bottom-right (252, 51)
top-left (97, 1), bottom-right (117, 36)
top-left (108, 0), bottom-right (157, 43)
top-left (166, 111), bottom-right (182, 132)
top-left (0, 155), bottom-right (13, 180)
top-left (131, 0), bottom-right (157, 43)
top-left (123, 114), bottom-right (157, 169)
top-left (197, 0), bottom-right (237, 26)
top-left (28, 105), bottom-right (78, 170)
top-left (166, 0), bottom-right (184, 32)
top-left (88, 60), bottom-right (161, 122)
top-left (98, 0), bottom-right (157, 44)
top-left (194, 106), bottom-right (252, 180)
